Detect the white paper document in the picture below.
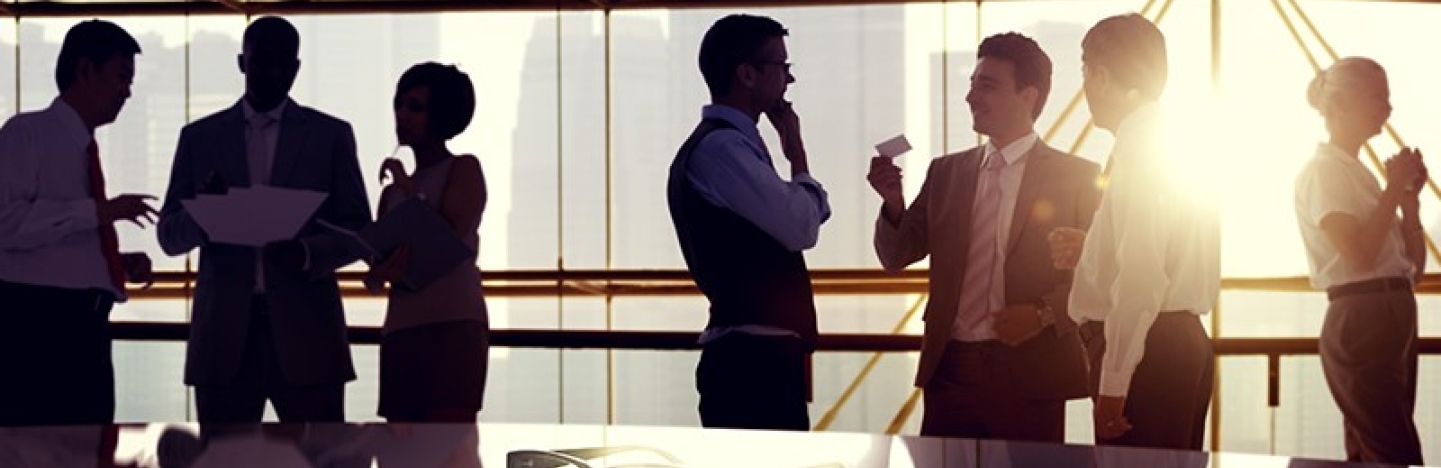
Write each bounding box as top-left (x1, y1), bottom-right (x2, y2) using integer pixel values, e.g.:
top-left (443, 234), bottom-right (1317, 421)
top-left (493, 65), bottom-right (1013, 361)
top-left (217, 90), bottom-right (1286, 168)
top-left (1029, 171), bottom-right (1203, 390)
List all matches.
top-left (875, 134), bottom-right (912, 158)
top-left (181, 186), bottom-right (327, 247)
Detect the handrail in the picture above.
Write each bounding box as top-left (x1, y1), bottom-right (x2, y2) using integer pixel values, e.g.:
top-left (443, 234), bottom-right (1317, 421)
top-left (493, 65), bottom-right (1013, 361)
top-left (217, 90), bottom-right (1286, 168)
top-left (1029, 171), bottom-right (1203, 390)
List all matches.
top-left (118, 269), bottom-right (1441, 299)
top-left (0, 0), bottom-right (1234, 18)
top-left (110, 322), bottom-right (1441, 354)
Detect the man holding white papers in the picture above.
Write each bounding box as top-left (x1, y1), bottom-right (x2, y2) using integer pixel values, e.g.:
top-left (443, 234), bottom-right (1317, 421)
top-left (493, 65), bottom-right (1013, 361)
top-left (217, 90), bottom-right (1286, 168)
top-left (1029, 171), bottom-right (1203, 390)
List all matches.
top-left (0, 20), bottom-right (152, 426)
top-left (668, 14), bottom-right (830, 431)
top-left (156, 16), bottom-right (370, 427)
top-left (868, 33), bottom-right (1098, 441)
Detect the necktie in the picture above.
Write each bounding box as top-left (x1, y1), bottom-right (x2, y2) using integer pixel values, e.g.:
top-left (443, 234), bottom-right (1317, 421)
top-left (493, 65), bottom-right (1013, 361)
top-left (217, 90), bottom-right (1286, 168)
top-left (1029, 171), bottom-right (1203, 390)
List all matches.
top-left (248, 113), bottom-right (276, 185)
top-left (248, 113), bottom-right (276, 292)
top-left (955, 154), bottom-right (1005, 338)
top-left (87, 140), bottom-right (125, 293)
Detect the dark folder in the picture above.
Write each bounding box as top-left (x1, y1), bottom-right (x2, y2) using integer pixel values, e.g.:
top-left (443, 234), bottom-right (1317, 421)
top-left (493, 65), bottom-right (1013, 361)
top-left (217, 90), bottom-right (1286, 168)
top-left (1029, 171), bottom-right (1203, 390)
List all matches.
top-left (360, 198), bottom-right (473, 291)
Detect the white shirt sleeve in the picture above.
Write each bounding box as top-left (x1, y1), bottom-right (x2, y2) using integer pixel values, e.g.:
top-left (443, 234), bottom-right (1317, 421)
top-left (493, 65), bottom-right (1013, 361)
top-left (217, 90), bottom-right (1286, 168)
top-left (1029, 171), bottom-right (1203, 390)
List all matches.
top-left (0, 118), bottom-right (99, 250)
top-left (1098, 160), bottom-right (1172, 398)
top-left (1299, 159), bottom-right (1367, 227)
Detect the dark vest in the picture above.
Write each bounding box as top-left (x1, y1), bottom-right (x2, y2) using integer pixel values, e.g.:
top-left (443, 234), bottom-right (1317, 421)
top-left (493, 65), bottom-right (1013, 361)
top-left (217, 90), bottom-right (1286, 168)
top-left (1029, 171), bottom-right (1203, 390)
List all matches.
top-left (666, 118), bottom-right (818, 350)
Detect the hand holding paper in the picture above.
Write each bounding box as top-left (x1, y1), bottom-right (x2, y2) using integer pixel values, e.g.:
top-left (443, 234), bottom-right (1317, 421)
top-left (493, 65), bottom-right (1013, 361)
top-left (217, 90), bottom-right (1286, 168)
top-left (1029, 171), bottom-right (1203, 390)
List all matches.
top-left (874, 134), bottom-right (912, 158)
top-left (180, 186), bottom-right (327, 247)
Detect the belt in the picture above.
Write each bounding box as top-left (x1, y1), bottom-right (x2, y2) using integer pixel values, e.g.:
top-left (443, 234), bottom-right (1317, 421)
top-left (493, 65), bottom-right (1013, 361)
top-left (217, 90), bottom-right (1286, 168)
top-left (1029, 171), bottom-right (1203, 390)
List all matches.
top-left (1077, 310), bottom-right (1194, 341)
top-left (946, 339), bottom-right (1002, 350)
top-left (1326, 277), bottom-right (1411, 301)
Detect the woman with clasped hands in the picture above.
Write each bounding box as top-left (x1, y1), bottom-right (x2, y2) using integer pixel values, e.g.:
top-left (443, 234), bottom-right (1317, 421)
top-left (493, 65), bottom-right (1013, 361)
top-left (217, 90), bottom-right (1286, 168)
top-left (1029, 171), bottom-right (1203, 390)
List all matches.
top-left (1292, 57), bottom-right (1425, 465)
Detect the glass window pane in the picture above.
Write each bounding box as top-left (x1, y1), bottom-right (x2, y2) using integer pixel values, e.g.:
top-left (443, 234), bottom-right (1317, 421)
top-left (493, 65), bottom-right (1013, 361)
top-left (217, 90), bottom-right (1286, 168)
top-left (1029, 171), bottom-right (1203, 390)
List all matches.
top-left (1219, 290), bottom-right (1327, 338)
top-left (114, 341), bottom-right (189, 422)
top-left (0, 21), bottom-right (14, 122)
top-left (277, 13), bottom-right (560, 272)
top-left (558, 12), bottom-right (609, 270)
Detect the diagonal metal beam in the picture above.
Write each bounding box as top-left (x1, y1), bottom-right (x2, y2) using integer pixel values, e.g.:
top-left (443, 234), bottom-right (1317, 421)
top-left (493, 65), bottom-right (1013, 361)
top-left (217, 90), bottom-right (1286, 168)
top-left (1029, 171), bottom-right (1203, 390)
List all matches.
top-left (813, 293), bottom-right (928, 431)
top-left (886, 389), bottom-right (922, 434)
top-left (1281, 0), bottom-right (1441, 266)
top-left (215, 0), bottom-right (247, 15)
top-left (1288, 0), bottom-right (1441, 202)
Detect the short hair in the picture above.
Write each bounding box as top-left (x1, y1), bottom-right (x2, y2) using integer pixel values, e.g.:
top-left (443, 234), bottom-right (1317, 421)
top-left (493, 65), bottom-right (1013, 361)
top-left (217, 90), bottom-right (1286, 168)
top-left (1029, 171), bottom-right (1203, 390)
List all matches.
top-left (243, 16), bottom-right (300, 54)
top-left (1081, 13), bottom-right (1168, 100)
top-left (395, 62), bottom-right (476, 141)
top-left (977, 32), bottom-right (1053, 120)
top-left (698, 14), bottom-right (788, 99)
top-left (54, 20), bottom-right (141, 92)
top-left (1307, 57), bottom-right (1387, 119)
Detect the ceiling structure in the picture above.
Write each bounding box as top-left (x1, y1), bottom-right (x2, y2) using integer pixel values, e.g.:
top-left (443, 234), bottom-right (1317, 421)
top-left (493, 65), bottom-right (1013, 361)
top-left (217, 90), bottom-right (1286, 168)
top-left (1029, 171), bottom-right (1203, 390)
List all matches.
top-left (0, 0), bottom-right (1433, 18)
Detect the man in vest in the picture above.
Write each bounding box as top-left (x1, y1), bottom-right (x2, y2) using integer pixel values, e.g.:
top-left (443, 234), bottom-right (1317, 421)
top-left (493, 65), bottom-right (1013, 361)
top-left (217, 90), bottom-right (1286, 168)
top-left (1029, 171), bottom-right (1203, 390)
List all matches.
top-left (667, 13), bottom-right (830, 431)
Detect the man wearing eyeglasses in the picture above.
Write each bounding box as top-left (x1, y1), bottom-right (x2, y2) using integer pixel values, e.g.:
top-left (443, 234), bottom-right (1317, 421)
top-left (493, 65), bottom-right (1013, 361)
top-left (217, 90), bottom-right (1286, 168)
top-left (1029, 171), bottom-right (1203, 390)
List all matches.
top-left (667, 14), bottom-right (830, 431)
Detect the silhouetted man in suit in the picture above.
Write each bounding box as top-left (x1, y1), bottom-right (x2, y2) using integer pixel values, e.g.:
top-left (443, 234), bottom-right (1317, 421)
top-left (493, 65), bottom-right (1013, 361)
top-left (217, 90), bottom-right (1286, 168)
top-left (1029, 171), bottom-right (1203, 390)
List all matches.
top-left (157, 16), bottom-right (371, 428)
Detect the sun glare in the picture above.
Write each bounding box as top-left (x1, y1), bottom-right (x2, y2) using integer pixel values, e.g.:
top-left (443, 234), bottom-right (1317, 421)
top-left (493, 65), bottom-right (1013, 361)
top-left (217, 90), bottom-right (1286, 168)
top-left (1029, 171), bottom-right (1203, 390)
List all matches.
top-left (1159, 89), bottom-right (1325, 277)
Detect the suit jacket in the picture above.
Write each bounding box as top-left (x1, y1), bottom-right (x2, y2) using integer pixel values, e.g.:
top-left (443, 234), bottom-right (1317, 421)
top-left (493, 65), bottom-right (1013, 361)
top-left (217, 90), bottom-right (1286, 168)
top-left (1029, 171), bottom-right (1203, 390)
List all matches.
top-left (874, 141), bottom-right (1100, 401)
top-left (156, 99), bottom-right (372, 386)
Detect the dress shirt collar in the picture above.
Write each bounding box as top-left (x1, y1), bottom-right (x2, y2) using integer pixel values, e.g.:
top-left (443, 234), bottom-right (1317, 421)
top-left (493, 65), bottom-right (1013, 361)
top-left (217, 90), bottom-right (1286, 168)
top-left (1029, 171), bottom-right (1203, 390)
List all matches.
top-left (1116, 101), bottom-right (1161, 141)
top-left (701, 104), bottom-right (764, 147)
top-left (46, 97), bottom-right (92, 151)
top-left (241, 98), bottom-right (289, 125)
top-left (1109, 101), bottom-right (1163, 167)
top-left (982, 130), bottom-right (1039, 167)
top-left (1315, 141), bottom-right (1366, 170)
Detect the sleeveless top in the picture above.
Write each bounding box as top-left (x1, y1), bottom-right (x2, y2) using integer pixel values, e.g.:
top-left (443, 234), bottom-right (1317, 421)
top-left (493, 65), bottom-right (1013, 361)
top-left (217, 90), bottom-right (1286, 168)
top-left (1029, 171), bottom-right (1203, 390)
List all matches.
top-left (379, 156), bottom-right (488, 334)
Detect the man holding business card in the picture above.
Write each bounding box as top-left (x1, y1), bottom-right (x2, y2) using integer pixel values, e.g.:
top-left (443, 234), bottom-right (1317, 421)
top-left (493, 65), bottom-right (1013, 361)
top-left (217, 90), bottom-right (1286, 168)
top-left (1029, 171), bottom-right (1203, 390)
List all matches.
top-left (868, 32), bottom-right (1100, 441)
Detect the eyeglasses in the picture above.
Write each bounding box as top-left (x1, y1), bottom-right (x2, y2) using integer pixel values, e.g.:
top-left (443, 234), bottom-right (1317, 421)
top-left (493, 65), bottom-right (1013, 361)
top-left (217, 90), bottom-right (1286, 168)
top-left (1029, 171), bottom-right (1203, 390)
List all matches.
top-left (750, 60), bottom-right (793, 73)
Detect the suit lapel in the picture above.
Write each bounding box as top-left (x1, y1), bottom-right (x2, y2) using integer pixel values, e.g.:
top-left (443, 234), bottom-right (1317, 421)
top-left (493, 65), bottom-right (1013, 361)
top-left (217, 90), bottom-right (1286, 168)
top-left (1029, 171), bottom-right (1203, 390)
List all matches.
top-left (951, 147), bottom-right (983, 259)
top-left (269, 104), bottom-right (307, 186)
top-left (1007, 143), bottom-right (1051, 254)
top-left (221, 103), bottom-right (251, 188)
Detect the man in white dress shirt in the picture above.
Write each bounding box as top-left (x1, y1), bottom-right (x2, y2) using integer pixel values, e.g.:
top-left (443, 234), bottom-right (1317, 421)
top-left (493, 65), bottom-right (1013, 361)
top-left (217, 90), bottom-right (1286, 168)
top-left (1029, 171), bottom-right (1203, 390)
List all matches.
top-left (0, 20), bottom-right (155, 426)
top-left (1055, 13), bottom-right (1220, 450)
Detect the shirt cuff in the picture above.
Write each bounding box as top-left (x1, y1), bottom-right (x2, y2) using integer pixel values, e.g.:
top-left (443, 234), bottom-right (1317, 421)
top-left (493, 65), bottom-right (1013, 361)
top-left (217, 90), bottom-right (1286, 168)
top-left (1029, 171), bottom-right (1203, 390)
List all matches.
top-left (793, 172), bottom-right (821, 186)
top-left (1099, 369), bottom-right (1134, 398)
top-left (792, 173), bottom-right (833, 221)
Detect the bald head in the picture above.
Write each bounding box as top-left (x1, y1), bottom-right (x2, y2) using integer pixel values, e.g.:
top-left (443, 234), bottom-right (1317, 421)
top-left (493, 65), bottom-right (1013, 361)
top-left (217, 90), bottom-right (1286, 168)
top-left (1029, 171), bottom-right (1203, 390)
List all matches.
top-left (243, 16), bottom-right (300, 56)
